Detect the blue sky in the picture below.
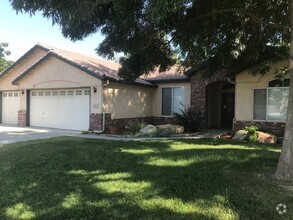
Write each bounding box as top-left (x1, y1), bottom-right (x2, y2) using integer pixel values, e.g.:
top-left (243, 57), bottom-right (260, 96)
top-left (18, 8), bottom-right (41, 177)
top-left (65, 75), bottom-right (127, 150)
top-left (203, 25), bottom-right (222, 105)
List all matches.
top-left (0, 0), bottom-right (104, 61)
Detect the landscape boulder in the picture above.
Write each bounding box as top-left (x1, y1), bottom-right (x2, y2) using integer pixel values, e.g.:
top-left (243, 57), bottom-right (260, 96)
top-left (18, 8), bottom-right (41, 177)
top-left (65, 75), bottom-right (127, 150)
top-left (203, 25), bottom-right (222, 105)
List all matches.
top-left (257, 132), bottom-right (277, 144)
top-left (139, 124), bottom-right (157, 136)
top-left (232, 130), bottom-right (248, 141)
top-left (156, 124), bottom-right (185, 135)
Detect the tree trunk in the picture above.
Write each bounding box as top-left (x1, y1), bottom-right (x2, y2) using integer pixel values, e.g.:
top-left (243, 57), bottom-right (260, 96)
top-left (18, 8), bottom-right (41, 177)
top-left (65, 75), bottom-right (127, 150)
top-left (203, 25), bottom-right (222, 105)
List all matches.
top-left (274, 0), bottom-right (293, 180)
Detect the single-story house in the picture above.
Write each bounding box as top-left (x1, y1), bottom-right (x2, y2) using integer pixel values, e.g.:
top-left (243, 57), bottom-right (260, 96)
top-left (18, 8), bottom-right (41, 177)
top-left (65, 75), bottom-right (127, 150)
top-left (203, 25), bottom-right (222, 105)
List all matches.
top-left (0, 44), bottom-right (190, 131)
top-left (0, 44), bottom-right (289, 136)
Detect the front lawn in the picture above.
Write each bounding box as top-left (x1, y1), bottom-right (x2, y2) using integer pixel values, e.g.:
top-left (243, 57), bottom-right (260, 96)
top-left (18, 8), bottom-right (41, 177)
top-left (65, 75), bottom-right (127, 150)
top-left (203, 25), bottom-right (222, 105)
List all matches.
top-left (0, 137), bottom-right (292, 219)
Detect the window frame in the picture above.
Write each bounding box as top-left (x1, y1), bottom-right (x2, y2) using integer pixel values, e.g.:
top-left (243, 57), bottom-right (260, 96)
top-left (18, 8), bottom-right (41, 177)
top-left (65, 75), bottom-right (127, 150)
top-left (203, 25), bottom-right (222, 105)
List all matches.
top-left (253, 81), bottom-right (289, 122)
top-left (161, 86), bottom-right (185, 117)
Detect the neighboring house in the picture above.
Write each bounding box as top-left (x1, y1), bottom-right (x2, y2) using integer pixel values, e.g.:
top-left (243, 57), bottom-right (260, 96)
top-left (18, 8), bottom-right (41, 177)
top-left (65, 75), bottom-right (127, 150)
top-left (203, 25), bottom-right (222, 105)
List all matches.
top-left (0, 44), bottom-right (288, 136)
top-left (0, 44), bottom-right (190, 131)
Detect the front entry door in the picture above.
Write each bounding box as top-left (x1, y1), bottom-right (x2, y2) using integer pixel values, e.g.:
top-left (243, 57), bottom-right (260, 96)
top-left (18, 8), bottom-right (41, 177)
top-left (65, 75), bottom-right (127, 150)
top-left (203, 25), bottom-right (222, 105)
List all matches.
top-left (221, 93), bottom-right (235, 128)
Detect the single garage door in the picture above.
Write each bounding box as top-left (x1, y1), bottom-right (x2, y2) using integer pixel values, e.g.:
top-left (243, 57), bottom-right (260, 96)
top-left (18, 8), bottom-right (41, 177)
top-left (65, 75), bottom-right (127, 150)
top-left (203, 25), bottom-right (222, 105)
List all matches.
top-left (30, 89), bottom-right (90, 130)
top-left (2, 91), bottom-right (20, 125)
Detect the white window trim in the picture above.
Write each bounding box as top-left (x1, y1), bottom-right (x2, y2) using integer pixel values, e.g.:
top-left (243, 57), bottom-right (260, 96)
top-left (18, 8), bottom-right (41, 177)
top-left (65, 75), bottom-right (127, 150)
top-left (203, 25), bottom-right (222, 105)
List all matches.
top-left (161, 86), bottom-right (185, 117)
top-left (253, 86), bottom-right (289, 122)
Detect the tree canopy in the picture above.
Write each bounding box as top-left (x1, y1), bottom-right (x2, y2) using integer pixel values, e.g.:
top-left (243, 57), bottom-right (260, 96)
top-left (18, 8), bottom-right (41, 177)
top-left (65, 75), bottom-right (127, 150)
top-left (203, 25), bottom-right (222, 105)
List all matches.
top-left (0, 42), bottom-right (13, 73)
top-left (10, 0), bottom-right (290, 80)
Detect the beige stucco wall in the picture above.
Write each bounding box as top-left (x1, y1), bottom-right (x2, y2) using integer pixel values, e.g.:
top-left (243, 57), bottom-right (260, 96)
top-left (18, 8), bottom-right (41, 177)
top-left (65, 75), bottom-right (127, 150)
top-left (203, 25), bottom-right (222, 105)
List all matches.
top-left (0, 48), bottom-right (48, 114)
top-left (0, 48), bottom-right (47, 91)
top-left (103, 82), bottom-right (155, 119)
top-left (152, 82), bottom-right (191, 117)
top-left (235, 60), bottom-right (289, 121)
top-left (16, 56), bottom-right (103, 113)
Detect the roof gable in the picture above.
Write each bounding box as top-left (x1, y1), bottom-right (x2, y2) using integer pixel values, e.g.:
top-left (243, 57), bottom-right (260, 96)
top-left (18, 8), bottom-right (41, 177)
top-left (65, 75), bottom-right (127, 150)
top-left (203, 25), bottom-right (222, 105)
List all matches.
top-left (0, 44), bottom-right (50, 79)
top-left (11, 44), bottom-right (156, 87)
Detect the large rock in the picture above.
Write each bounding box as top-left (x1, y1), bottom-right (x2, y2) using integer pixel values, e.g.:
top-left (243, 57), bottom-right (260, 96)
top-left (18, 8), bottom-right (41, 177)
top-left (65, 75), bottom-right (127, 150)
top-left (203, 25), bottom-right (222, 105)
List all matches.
top-left (156, 124), bottom-right (185, 134)
top-left (139, 124), bottom-right (157, 135)
top-left (232, 130), bottom-right (248, 141)
top-left (257, 132), bottom-right (277, 144)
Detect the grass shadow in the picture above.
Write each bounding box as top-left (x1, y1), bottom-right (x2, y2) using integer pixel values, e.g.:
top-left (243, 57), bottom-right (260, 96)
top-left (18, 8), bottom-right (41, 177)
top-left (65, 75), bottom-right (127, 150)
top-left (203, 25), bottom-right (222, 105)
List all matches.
top-left (0, 137), bottom-right (291, 219)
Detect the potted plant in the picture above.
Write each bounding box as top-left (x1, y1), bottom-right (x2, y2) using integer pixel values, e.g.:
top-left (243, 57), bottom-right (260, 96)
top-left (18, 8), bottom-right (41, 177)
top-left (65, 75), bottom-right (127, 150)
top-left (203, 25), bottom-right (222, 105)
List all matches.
top-left (108, 120), bottom-right (121, 134)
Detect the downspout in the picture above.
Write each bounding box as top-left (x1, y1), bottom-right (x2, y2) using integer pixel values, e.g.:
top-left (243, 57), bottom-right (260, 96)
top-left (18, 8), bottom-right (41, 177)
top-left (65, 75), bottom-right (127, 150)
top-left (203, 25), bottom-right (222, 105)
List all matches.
top-left (92, 79), bottom-right (110, 133)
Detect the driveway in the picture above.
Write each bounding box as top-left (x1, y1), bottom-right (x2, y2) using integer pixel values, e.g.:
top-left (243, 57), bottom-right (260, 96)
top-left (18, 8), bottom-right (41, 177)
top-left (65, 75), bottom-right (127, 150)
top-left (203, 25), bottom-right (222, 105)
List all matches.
top-left (0, 125), bottom-right (81, 144)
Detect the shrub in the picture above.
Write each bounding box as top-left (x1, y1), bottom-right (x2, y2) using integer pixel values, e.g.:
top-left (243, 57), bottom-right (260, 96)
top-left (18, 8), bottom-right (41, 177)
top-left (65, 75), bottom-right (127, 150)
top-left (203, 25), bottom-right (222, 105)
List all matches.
top-left (173, 105), bottom-right (204, 132)
top-left (244, 125), bottom-right (259, 142)
top-left (125, 121), bottom-right (146, 136)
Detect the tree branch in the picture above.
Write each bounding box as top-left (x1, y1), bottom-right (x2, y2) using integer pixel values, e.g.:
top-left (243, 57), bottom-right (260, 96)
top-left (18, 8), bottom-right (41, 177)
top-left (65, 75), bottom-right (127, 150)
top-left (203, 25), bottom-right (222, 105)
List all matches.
top-left (187, 8), bottom-right (290, 32)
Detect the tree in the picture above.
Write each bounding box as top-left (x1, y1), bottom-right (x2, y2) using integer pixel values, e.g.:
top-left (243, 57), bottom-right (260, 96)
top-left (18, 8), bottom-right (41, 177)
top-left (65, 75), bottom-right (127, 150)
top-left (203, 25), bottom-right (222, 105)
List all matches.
top-left (9, 0), bottom-right (293, 180)
top-left (275, 0), bottom-right (293, 180)
top-left (0, 42), bottom-right (13, 72)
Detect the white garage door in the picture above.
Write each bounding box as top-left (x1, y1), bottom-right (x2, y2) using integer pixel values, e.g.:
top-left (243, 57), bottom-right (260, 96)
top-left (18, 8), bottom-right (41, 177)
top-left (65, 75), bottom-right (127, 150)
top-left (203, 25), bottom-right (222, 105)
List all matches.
top-left (30, 89), bottom-right (90, 130)
top-left (2, 91), bottom-right (20, 125)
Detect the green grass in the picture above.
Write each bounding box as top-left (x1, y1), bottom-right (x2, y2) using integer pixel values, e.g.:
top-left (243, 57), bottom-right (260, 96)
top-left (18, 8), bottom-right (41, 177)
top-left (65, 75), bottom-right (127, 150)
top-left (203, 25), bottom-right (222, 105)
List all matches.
top-left (0, 137), bottom-right (292, 219)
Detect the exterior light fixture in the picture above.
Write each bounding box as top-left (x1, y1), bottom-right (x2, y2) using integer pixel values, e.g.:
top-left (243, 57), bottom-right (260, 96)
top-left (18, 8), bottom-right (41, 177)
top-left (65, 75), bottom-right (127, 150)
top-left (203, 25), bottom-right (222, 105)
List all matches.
top-left (93, 86), bottom-right (97, 93)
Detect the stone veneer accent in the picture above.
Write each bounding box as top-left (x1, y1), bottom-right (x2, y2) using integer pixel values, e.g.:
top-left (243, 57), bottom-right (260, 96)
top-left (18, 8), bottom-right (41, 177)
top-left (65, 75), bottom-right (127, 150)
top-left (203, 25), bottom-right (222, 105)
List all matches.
top-left (18, 110), bottom-right (27, 127)
top-left (233, 120), bottom-right (285, 137)
top-left (89, 113), bottom-right (111, 131)
top-left (190, 70), bottom-right (230, 128)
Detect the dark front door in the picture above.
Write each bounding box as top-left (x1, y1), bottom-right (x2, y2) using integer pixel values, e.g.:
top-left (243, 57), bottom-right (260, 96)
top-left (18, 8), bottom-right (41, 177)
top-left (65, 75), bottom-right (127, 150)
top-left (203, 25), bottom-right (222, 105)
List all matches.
top-left (221, 93), bottom-right (235, 128)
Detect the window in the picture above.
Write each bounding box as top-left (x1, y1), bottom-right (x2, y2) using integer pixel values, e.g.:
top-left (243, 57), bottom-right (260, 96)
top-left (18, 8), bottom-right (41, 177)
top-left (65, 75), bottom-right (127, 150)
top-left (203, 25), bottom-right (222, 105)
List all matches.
top-left (253, 79), bottom-right (289, 121)
top-left (267, 88), bottom-right (288, 121)
top-left (60, 91), bottom-right (66, 96)
top-left (67, 91), bottom-right (74, 96)
top-left (76, 90), bottom-right (82, 95)
top-left (161, 87), bottom-right (184, 116)
top-left (268, 79), bottom-right (290, 87)
top-left (253, 89), bottom-right (267, 120)
top-left (52, 91), bottom-right (58, 96)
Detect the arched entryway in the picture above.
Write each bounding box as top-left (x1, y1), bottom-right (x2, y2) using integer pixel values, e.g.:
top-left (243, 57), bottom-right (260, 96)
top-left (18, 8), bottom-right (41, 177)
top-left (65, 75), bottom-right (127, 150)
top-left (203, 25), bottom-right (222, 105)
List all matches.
top-left (206, 82), bottom-right (235, 128)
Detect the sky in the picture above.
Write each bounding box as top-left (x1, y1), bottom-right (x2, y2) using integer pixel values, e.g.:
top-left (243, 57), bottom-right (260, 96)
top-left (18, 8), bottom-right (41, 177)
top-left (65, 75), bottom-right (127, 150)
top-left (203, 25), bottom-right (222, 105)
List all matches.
top-left (0, 0), bottom-right (104, 61)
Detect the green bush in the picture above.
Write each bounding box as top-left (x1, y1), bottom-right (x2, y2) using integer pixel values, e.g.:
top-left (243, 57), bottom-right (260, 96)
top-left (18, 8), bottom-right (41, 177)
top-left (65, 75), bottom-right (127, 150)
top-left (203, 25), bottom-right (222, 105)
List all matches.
top-left (244, 125), bottom-right (259, 142)
top-left (173, 105), bottom-right (204, 132)
top-left (125, 121), bottom-right (146, 136)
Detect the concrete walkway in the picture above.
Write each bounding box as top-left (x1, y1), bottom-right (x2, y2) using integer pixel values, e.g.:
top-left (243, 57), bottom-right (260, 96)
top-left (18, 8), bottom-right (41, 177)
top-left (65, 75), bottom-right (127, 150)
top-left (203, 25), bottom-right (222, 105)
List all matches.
top-left (0, 125), bottom-right (229, 144)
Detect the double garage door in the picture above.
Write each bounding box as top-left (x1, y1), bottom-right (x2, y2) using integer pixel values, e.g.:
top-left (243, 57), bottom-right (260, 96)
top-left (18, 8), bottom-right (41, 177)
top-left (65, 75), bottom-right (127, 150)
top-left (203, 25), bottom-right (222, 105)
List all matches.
top-left (30, 89), bottom-right (90, 130)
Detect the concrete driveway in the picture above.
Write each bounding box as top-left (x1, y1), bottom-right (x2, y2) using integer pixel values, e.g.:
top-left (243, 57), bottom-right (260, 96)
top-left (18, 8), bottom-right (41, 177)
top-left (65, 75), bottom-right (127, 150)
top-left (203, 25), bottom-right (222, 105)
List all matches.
top-left (0, 125), bottom-right (81, 144)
